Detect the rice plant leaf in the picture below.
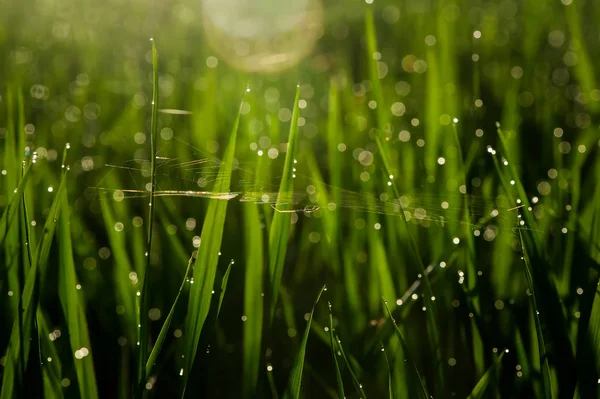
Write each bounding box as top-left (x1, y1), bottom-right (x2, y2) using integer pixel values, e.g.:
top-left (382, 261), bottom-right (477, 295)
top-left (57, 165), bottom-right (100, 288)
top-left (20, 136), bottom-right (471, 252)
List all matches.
top-left (0, 163), bottom-right (32, 249)
top-left (383, 300), bottom-right (428, 399)
top-left (243, 203), bottom-right (264, 397)
top-left (144, 253), bottom-right (194, 381)
top-left (38, 311), bottom-right (64, 399)
top-left (466, 353), bottom-right (505, 399)
top-left (365, 6), bottom-right (444, 391)
top-left (268, 85), bottom-right (301, 321)
top-left (334, 331), bottom-right (367, 399)
top-left (380, 342), bottom-right (395, 399)
top-left (216, 259), bottom-right (234, 320)
top-left (181, 94), bottom-right (243, 390)
top-left (518, 231), bottom-right (553, 399)
top-left (282, 285), bottom-right (325, 399)
top-left (58, 193), bottom-right (98, 399)
top-left (0, 171), bottom-right (67, 399)
top-left (138, 37), bottom-right (160, 385)
top-left (327, 302), bottom-right (345, 399)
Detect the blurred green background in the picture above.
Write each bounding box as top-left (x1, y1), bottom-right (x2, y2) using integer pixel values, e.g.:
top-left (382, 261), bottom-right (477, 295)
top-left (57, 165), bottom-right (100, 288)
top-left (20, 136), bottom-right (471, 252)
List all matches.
top-left (1, 0), bottom-right (600, 398)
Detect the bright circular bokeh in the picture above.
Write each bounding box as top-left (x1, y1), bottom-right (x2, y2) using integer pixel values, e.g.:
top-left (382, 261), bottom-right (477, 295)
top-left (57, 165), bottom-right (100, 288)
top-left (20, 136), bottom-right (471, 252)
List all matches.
top-left (201, 0), bottom-right (324, 73)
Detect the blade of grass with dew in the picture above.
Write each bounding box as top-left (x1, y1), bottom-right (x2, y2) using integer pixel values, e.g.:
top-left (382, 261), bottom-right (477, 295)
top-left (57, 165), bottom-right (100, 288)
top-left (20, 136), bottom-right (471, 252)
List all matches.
top-left (243, 202), bottom-right (264, 398)
top-left (0, 162), bottom-right (32, 247)
top-left (309, 319), bottom-right (365, 380)
top-left (282, 284), bottom-right (325, 399)
top-left (137, 37), bottom-right (159, 386)
top-left (144, 253), bottom-right (194, 382)
top-left (268, 84), bottom-right (301, 321)
top-left (38, 311), bottom-right (63, 399)
top-left (380, 342), bottom-right (395, 399)
top-left (98, 184), bottom-right (137, 345)
top-left (58, 193), bottom-right (98, 399)
top-left (383, 300), bottom-right (428, 399)
top-left (576, 156), bottom-right (600, 397)
top-left (452, 124), bottom-right (485, 375)
top-left (181, 92), bottom-right (243, 391)
top-left (496, 127), bottom-right (576, 392)
top-left (466, 353), bottom-right (505, 399)
top-left (333, 331), bottom-right (367, 398)
top-left (327, 302), bottom-right (345, 399)
top-left (216, 259), bottom-right (234, 320)
top-left (365, 6), bottom-right (444, 392)
top-left (0, 168), bottom-right (67, 399)
top-left (518, 230), bottom-right (553, 399)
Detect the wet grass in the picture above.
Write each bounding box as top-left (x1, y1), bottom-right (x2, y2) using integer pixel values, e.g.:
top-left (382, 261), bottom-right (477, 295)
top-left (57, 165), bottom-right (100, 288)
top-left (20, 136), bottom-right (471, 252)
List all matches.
top-left (1, 0), bottom-right (600, 398)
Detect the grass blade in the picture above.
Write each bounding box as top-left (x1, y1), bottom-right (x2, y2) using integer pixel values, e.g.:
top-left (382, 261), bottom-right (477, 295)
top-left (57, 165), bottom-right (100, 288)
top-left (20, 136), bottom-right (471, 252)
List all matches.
top-left (380, 342), bottom-right (395, 399)
top-left (1, 167), bottom-right (67, 399)
top-left (364, 6), bottom-right (444, 392)
top-left (138, 37), bottom-right (160, 386)
top-left (334, 331), bottom-right (367, 399)
top-left (58, 192), bottom-right (98, 399)
top-left (38, 311), bottom-right (63, 399)
top-left (268, 84), bottom-right (301, 320)
top-left (243, 202), bottom-right (264, 397)
top-left (282, 284), bottom-right (325, 399)
top-left (216, 259), bottom-right (234, 320)
top-left (181, 92), bottom-right (243, 390)
top-left (0, 163), bottom-right (32, 248)
top-left (466, 353), bottom-right (505, 399)
top-left (327, 302), bottom-right (345, 399)
top-left (518, 231), bottom-right (553, 399)
top-left (383, 300), bottom-right (428, 399)
top-left (144, 253), bottom-right (194, 381)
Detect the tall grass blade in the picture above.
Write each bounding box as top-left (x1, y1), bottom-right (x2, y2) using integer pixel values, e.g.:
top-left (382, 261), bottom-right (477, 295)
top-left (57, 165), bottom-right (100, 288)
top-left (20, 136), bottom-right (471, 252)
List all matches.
top-left (268, 85), bottom-right (301, 320)
top-left (38, 311), bottom-right (63, 399)
top-left (138, 37), bottom-right (160, 385)
top-left (58, 193), bottom-right (98, 399)
top-left (334, 331), bottom-right (367, 398)
top-left (282, 284), bottom-right (325, 399)
top-left (327, 302), bottom-right (345, 399)
top-left (364, 6), bottom-right (444, 391)
top-left (0, 169), bottom-right (67, 399)
top-left (181, 93), bottom-right (243, 390)
top-left (518, 231), bottom-right (553, 399)
top-left (243, 203), bottom-right (264, 397)
top-left (144, 253), bottom-right (194, 382)
top-left (383, 300), bottom-right (428, 399)
top-left (380, 342), bottom-right (395, 399)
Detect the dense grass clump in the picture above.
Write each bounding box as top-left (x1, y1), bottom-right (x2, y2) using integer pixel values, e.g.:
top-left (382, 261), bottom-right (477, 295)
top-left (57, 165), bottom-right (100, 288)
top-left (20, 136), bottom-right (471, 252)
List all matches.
top-left (1, 0), bottom-right (600, 398)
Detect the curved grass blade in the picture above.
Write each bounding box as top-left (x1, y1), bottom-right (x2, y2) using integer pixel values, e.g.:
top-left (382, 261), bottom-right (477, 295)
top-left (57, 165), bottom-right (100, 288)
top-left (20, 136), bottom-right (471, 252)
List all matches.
top-left (383, 300), bottom-right (428, 399)
top-left (58, 193), bottom-right (98, 399)
top-left (181, 92), bottom-right (244, 391)
top-left (144, 253), bottom-right (194, 382)
top-left (466, 353), bottom-right (505, 399)
top-left (1, 171), bottom-right (67, 399)
top-left (327, 302), bottom-right (345, 399)
top-left (138, 37), bottom-right (160, 386)
top-left (216, 259), bottom-right (234, 320)
top-left (268, 85), bottom-right (301, 321)
top-left (282, 285), bottom-right (325, 399)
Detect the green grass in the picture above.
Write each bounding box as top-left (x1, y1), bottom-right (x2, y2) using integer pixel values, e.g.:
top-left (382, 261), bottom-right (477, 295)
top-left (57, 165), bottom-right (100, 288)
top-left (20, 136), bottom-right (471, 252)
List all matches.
top-left (1, 0), bottom-right (600, 398)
